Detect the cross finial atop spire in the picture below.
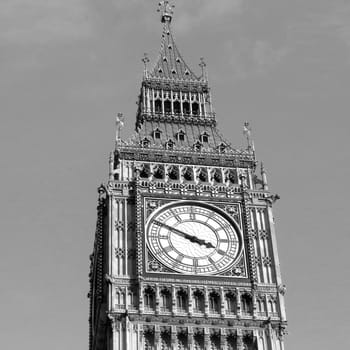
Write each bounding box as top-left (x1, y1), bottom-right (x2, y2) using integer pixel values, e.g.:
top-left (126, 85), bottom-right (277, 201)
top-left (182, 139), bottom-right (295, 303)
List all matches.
top-left (157, 1), bottom-right (175, 23)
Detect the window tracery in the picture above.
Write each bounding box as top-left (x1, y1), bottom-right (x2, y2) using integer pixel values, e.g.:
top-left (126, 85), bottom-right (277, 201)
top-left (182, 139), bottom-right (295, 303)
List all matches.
top-left (144, 286), bottom-right (156, 311)
top-left (192, 289), bottom-right (205, 313)
top-left (176, 289), bottom-right (188, 313)
top-left (209, 291), bottom-right (220, 314)
top-left (241, 293), bottom-right (253, 316)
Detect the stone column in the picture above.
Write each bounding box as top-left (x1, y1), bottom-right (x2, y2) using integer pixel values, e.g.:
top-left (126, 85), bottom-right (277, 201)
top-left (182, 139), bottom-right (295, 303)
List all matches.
top-left (188, 285), bottom-right (193, 317)
top-left (236, 288), bottom-right (241, 319)
top-left (220, 329), bottom-right (227, 350)
top-left (220, 287), bottom-right (225, 318)
top-left (204, 286), bottom-right (209, 317)
top-left (188, 326), bottom-right (193, 350)
top-left (204, 328), bottom-right (210, 350)
top-left (139, 283), bottom-right (144, 314)
top-left (171, 284), bottom-right (176, 316)
top-left (180, 91), bottom-right (183, 116)
top-left (237, 329), bottom-right (244, 350)
top-left (155, 325), bottom-right (160, 350)
top-left (171, 325), bottom-right (177, 350)
top-left (155, 283), bottom-right (160, 315)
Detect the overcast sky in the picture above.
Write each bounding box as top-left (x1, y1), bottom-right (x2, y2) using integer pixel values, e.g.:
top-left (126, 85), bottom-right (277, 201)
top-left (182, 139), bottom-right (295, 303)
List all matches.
top-left (1, 1), bottom-right (349, 349)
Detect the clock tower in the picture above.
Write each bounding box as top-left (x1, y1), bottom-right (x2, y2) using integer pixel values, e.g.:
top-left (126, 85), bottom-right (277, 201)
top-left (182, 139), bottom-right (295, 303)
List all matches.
top-left (88, 2), bottom-right (287, 350)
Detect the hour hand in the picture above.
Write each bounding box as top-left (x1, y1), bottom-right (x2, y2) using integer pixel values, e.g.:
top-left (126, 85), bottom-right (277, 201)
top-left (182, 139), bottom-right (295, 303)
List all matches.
top-left (154, 221), bottom-right (215, 249)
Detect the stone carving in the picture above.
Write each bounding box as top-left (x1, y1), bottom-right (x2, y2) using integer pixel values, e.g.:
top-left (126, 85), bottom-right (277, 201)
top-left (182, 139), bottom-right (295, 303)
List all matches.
top-left (278, 284), bottom-right (287, 296)
top-left (115, 248), bottom-right (125, 258)
top-left (115, 220), bottom-right (124, 231)
top-left (146, 200), bottom-right (162, 217)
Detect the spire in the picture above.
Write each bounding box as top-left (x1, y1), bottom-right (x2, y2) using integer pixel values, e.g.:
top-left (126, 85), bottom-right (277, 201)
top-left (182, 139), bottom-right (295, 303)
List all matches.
top-left (149, 1), bottom-right (201, 82)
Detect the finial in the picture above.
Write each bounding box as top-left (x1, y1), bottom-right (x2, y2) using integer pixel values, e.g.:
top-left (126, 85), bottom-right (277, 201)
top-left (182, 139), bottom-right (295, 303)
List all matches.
top-left (116, 113), bottom-right (125, 143)
top-left (142, 53), bottom-right (150, 68)
top-left (142, 53), bottom-right (150, 77)
top-left (243, 121), bottom-right (255, 152)
top-left (157, 1), bottom-right (175, 23)
top-left (199, 57), bottom-right (207, 79)
top-left (261, 162), bottom-right (268, 190)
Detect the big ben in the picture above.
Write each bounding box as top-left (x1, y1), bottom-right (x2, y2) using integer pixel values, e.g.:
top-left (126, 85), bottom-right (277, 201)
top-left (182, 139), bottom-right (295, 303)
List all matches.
top-left (88, 2), bottom-right (287, 349)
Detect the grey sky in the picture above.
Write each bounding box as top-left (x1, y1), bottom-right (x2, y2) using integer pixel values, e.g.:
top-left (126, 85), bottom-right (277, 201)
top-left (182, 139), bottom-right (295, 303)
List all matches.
top-left (1, 0), bottom-right (349, 349)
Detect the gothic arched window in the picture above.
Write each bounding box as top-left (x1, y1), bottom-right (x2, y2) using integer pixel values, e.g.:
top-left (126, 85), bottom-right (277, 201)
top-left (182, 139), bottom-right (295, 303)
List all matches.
top-left (183, 101), bottom-right (190, 115)
top-left (174, 100), bottom-right (181, 114)
top-left (241, 293), bottom-right (253, 316)
top-left (176, 129), bottom-right (186, 141)
top-left (209, 291), bottom-right (220, 314)
top-left (153, 128), bottom-right (162, 139)
top-left (155, 99), bottom-right (162, 114)
top-left (200, 132), bottom-right (209, 143)
top-left (176, 290), bottom-right (188, 313)
top-left (226, 292), bottom-right (237, 314)
top-left (164, 100), bottom-right (171, 114)
top-left (192, 102), bottom-right (199, 115)
top-left (193, 290), bottom-right (205, 313)
top-left (160, 289), bottom-right (171, 312)
top-left (128, 289), bottom-right (137, 310)
top-left (144, 287), bottom-right (155, 311)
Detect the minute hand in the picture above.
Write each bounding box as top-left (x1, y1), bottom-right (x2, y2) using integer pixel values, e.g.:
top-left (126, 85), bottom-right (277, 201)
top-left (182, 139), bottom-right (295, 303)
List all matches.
top-left (155, 221), bottom-right (215, 249)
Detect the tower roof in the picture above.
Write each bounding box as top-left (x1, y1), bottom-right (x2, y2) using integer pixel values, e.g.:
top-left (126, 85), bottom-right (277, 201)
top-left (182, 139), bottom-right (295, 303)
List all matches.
top-left (149, 21), bottom-right (200, 82)
top-left (147, 1), bottom-right (202, 82)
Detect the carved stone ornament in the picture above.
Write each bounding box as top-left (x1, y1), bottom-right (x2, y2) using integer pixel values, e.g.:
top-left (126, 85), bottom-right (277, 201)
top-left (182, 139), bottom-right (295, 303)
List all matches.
top-left (278, 284), bottom-right (287, 296)
top-left (115, 220), bottom-right (124, 231)
top-left (146, 199), bottom-right (162, 217)
top-left (115, 247), bottom-right (125, 258)
top-left (219, 255), bottom-right (247, 277)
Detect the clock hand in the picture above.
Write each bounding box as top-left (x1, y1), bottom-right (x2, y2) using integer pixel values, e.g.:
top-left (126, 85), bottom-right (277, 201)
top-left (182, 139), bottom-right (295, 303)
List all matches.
top-left (154, 221), bottom-right (216, 249)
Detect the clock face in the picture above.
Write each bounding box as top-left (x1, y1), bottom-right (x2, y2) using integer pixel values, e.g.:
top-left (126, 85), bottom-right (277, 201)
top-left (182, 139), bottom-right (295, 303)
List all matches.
top-left (146, 201), bottom-right (242, 275)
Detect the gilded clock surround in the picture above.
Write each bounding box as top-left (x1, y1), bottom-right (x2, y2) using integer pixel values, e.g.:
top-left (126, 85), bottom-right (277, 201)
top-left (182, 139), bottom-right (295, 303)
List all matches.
top-left (143, 198), bottom-right (247, 278)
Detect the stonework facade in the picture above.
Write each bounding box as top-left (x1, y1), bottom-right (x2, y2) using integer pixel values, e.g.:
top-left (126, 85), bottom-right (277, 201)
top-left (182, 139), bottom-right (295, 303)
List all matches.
top-left (89, 3), bottom-right (287, 350)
